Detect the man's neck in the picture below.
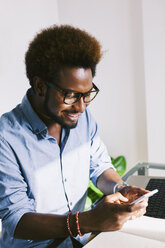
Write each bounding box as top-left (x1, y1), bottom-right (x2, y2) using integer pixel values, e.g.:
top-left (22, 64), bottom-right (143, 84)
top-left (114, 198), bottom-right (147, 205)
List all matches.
top-left (28, 94), bottom-right (62, 144)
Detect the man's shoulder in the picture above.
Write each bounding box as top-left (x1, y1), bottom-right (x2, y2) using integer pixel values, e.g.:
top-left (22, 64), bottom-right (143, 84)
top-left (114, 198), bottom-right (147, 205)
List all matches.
top-left (80, 108), bottom-right (93, 122)
top-left (78, 108), bottom-right (90, 126)
top-left (77, 108), bottom-right (96, 132)
top-left (0, 104), bottom-right (23, 140)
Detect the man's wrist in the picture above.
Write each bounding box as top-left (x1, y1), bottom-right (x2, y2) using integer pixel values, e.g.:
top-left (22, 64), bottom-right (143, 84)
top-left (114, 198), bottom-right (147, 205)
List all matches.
top-left (113, 181), bottom-right (129, 194)
top-left (78, 210), bottom-right (96, 234)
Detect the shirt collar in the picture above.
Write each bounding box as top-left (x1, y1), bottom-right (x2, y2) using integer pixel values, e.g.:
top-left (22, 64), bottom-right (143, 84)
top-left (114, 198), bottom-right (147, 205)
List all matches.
top-left (21, 88), bottom-right (47, 135)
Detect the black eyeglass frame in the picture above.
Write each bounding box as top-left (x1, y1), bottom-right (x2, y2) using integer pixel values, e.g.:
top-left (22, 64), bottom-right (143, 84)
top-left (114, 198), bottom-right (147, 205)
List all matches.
top-left (45, 81), bottom-right (99, 105)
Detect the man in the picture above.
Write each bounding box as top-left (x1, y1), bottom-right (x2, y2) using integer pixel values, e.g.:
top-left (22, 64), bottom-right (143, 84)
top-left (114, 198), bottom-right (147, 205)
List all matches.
top-left (0, 25), bottom-right (148, 248)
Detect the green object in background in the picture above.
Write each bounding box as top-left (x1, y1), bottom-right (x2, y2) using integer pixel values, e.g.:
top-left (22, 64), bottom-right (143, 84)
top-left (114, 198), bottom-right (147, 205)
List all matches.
top-left (85, 156), bottom-right (127, 210)
top-left (111, 156), bottom-right (127, 176)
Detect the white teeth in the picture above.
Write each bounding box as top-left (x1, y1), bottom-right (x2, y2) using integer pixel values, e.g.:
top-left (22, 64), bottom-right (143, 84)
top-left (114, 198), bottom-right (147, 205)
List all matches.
top-left (69, 115), bottom-right (78, 119)
top-left (68, 114), bottom-right (79, 117)
top-left (64, 112), bottom-right (80, 121)
top-left (66, 113), bottom-right (80, 120)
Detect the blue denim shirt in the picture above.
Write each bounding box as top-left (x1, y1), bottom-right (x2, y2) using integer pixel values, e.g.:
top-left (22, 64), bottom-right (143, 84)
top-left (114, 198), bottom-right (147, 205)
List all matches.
top-left (0, 89), bottom-right (114, 247)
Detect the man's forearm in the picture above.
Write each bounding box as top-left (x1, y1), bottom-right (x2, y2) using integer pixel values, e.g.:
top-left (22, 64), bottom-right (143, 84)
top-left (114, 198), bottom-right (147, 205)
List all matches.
top-left (96, 168), bottom-right (123, 195)
top-left (14, 212), bottom-right (69, 240)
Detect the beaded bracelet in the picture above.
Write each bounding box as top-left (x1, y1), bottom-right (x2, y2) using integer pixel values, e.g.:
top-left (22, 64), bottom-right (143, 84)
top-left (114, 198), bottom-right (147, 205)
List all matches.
top-left (76, 211), bottom-right (83, 236)
top-left (66, 212), bottom-right (74, 236)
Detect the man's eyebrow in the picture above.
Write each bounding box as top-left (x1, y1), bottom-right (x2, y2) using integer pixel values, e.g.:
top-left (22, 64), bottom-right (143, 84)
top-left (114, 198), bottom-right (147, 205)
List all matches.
top-left (64, 85), bottom-right (94, 94)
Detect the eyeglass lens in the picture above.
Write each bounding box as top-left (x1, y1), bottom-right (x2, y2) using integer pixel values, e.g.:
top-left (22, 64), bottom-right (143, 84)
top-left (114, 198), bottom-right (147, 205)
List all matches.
top-left (64, 91), bottom-right (97, 104)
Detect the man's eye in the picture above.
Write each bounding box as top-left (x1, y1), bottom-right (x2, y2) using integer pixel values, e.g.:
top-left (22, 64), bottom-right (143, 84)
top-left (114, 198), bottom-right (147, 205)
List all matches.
top-left (66, 92), bottom-right (77, 99)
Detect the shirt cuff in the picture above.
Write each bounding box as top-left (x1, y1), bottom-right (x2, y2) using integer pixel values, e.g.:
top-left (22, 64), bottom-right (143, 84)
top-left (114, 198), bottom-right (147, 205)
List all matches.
top-left (90, 163), bottom-right (116, 187)
top-left (3, 207), bottom-right (36, 237)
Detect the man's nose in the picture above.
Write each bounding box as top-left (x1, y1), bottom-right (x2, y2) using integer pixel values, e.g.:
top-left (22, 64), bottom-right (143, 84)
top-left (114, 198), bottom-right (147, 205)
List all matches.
top-left (73, 97), bottom-right (86, 113)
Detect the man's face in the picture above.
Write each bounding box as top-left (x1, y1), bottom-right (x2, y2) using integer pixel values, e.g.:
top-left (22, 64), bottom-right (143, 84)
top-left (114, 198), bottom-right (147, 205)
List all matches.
top-left (43, 67), bottom-right (93, 129)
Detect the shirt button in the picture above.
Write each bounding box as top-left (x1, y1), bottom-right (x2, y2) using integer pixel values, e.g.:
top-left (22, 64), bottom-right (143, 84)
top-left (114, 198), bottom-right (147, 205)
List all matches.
top-left (43, 130), bottom-right (47, 135)
top-left (70, 202), bottom-right (72, 206)
top-left (64, 178), bottom-right (67, 182)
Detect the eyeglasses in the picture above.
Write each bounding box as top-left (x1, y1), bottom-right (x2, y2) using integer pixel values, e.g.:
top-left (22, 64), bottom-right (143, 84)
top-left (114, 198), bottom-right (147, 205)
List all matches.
top-left (45, 81), bottom-right (99, 105)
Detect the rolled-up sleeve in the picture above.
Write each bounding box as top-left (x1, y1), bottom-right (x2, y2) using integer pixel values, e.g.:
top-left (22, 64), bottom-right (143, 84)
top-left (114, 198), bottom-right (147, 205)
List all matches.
top-left (0, 136), bottom-right (35, 237)
top-left (88, 110), bottom-right (115, 187)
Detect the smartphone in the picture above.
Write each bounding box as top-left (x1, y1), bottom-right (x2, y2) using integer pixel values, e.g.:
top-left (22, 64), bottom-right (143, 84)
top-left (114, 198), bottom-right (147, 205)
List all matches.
top-left (129, 189), bottom-right (158, 205)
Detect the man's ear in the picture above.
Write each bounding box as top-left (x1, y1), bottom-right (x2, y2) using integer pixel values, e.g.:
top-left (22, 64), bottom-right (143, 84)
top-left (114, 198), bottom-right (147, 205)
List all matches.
top-left (32, 76), bottom-right (46, 96)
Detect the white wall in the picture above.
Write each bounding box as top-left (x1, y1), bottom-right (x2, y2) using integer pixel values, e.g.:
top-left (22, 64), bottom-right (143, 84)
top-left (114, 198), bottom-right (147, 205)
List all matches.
top-left (58, 0), bottom-right (148, 170)
top-left (142, 0), bottom-right (165, 164)
top-left (0, 0), bottom-right (59, 114)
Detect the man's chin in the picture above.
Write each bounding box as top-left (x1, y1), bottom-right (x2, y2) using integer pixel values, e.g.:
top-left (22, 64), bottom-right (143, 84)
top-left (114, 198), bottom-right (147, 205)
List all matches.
top-left (53, 115), bottom-right (78, 129)
top-left (62, 121), bottom-right (78, 129)
top-left (44, 109), bottom-right (78, 129)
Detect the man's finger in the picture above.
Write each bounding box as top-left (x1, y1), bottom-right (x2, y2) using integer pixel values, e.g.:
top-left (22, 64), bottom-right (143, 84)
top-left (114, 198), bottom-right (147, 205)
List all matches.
top-left (129, 201), bottom-right (148, 211)
top-left (106, 192), bottom-right (128, 203)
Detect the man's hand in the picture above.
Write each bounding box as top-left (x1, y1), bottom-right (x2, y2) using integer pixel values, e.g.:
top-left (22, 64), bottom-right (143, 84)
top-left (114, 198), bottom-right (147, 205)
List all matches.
top-left (118, 185), bottom-right (149, 219)
top-left (118, 185), bottom-right (149, 204)
top-left (85, 192), bottom-right (148, 233)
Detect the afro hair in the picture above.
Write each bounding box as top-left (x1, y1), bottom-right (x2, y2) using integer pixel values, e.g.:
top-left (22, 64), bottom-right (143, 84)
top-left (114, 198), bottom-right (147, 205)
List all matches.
top-left (25, 25), bottom-right (102, 86)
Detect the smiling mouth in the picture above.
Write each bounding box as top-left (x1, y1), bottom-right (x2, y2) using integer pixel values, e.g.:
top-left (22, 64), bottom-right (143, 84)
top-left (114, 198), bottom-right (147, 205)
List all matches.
top-left (63, 112), bottom-right (81, 121)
